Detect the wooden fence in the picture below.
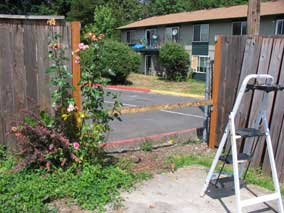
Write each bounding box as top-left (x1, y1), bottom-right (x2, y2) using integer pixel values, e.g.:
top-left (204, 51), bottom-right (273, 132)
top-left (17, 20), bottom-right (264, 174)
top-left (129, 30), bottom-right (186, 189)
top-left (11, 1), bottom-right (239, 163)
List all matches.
top-left (0, 15), bottom-right (80, 148)
top-left (209, 35), bottom-right (284, 180)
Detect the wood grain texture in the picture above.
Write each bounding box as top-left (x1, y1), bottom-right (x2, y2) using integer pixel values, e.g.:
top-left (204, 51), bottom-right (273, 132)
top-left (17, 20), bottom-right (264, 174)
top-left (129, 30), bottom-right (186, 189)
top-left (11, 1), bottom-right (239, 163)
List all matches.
top-left (0, 19), bottom-right (73, 146)
top-left (211, 35), bottom-right (284, 180)
top-left (71, 22), bottom-right (81, 110)
top-left (262, 38), bottom-right (284, 174)
top-left (208, 36), bottom-right (222, 148)
top-left (244, 38), bottom-right (273, 163)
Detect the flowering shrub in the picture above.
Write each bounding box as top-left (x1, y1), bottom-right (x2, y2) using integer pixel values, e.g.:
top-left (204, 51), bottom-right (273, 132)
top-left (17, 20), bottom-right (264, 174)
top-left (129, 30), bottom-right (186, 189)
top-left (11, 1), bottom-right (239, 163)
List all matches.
top-left (9, 19), bottom-right (120, 171)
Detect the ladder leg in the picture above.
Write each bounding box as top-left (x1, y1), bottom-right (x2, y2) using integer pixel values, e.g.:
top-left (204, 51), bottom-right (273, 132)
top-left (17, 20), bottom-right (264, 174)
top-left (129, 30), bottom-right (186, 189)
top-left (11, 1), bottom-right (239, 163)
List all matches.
top-left (263, 115), bottom-right (284, 213)
top-left (230, 116), bottom-right (242, 213)
top-left (200, 123), bottom-right (230, 197)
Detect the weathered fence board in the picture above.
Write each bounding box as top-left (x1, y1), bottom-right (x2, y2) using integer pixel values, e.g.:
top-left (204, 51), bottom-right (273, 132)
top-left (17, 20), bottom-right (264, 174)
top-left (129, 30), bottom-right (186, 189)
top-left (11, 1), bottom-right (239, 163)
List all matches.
top-left (0, 17), bottom-right (78, 148)
top-left (210, 35), bottom-right (284, 179)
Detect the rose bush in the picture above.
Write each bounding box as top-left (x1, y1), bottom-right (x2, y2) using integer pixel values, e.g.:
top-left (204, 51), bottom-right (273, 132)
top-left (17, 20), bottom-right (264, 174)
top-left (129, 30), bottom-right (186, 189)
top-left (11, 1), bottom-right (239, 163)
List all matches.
top-left (9, 19), bottom-right (120, 171)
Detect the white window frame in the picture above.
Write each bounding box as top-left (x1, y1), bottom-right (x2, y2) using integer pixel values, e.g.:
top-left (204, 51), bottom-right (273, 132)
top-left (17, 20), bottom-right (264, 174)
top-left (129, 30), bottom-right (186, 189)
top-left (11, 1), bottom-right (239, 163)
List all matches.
top-left (165, 26), bottom-right (180, 42)
top-left (275, 19), bottom-right (284, 35)
top-left (232, 21), bottom-right (247, 35)
top-left (126, 30), bottom-right (136, 44)
top-left (192, 55), bottom-right (210, 73)
top-left (193, 24), bottom-right (209, 42)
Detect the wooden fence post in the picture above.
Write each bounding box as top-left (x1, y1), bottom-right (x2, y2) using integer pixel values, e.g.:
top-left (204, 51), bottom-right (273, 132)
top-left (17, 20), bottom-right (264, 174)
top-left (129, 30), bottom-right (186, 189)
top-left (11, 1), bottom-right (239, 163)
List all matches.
top-left (208, 36), bottom-right (222, 148)
top-left (71, 21), bottom-right (81, 110)
top-left (247, 0), bottom-right (260, 35)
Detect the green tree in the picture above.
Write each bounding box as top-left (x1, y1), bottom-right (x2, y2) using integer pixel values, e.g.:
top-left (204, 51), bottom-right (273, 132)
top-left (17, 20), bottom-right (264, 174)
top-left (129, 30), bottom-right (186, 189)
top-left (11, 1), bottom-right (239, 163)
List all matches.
top-left (160, 42), bottom-right (190, 81)
top-left (67, 0), bottom-right (102, 26)
top-left (85, 6), bottom-right (116, 38)
top-left (147, 0), bottom-right (186, 16)
top-left (81, 40), bottom-right (140, 84)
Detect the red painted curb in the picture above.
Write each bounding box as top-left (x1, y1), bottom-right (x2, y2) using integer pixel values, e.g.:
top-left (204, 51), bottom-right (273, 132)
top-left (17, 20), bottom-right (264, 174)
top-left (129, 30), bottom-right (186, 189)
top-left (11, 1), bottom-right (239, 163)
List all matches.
top-left (101, 128), bottom-right (196, 147)
top-left (106, 85), bottom-right (151, 93)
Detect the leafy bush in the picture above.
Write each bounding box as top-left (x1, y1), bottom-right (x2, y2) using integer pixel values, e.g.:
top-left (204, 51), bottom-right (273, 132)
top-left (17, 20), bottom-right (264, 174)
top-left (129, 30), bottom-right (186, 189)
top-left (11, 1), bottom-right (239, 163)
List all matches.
top-left (0, 162), bottom-right (142, 212)
top-left (159, 42), bottom-right (190, 81)
top-left (81, 39), bottom-right (140, 84)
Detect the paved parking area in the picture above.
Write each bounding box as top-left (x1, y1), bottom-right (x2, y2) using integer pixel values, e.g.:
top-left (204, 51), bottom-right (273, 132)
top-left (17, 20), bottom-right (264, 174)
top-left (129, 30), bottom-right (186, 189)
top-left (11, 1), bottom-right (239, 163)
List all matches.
top-left (104, 89), bottom-right (205, 142)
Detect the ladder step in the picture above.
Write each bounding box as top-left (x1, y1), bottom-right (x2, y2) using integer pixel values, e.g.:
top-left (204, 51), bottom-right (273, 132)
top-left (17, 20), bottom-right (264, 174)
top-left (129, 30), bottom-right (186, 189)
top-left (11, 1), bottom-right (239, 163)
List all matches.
top-left (236, 128), bottom-right (265, 138)
top-left (240, 193), bottom-right (279, 208)
top-left (212, 176), bottom-right (246, 189)
top-left (220, 153), bottom-right (251, 164)
top-left (246, 84), bottom-right (284, 93)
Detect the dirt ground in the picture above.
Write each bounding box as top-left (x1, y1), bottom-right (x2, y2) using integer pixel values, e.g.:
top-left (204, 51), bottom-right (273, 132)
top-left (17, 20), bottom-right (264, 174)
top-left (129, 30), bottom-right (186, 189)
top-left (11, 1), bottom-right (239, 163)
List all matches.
top-left (52, 143), bottom-right (283, 213)
top-left (113, 142), bottom-right (210, 174)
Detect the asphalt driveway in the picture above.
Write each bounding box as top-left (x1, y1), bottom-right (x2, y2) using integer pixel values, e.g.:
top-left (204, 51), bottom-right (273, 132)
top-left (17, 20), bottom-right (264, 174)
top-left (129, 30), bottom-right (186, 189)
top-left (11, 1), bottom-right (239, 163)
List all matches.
top-left (104, 89), bottom-right (205, 143)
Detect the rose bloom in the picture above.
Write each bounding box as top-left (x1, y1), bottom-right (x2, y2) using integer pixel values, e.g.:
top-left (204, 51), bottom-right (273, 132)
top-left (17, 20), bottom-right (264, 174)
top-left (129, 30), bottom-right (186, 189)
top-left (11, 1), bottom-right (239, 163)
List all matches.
top-left (67, 103), bottom-right (75, 112)
top-left (78, 43), bottom-right (85, 50)
top-left (73, 142), bottom-right (80, 150)
top-left (11, 126), bottom-right (17, 133)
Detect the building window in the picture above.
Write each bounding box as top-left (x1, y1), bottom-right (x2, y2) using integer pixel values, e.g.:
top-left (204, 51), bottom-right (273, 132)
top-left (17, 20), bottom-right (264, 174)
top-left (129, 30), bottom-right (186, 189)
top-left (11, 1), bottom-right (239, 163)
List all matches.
top-left (275, 19), bottom-right (284, 35)
top-left (193, 24), bottom-right (209, 42)
top-left (191, 55), bottom-right (209, 73)
top-left (232, 21), bottom-right (247, 35)
top-left (126, 30), bottom-right (136, 43)
top-left (165, 27), bottom-right (179, 42)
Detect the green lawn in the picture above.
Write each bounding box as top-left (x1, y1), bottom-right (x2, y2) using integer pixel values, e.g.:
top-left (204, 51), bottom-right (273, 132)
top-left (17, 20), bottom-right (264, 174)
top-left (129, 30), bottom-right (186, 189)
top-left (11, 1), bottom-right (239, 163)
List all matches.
top-left (166, 153), bottom-right (284, 194)
top-left (125, 73), bottom-right (206, 96)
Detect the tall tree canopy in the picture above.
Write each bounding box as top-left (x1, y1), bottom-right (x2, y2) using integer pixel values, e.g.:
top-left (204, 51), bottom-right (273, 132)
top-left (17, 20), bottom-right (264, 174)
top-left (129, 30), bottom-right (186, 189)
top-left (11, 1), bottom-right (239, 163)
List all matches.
top-left (1, 0), bottom-right (249, 32)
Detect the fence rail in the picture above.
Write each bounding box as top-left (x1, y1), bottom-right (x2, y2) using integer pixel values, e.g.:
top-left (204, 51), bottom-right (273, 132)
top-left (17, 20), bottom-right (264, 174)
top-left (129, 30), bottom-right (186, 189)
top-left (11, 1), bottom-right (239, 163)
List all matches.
top-left (209, 35), bottom-right (284, 180)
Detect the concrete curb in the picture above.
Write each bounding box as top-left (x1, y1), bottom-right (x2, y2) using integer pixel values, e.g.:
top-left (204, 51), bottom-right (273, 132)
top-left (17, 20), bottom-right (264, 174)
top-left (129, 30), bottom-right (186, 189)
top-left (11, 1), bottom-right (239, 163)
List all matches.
top-left (151, 89), bottom-right (204, 99)
top-left (102, 127), bottom-right (203, 153)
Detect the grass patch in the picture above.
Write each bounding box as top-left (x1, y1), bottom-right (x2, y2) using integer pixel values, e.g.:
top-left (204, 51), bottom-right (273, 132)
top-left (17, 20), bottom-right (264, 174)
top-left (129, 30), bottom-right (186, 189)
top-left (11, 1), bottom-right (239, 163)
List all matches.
top-left (166, 154), bottom-right (284, 194)
top-left (0, 147), bottom-right (149, 212)
top-left (140, 141), bottom-right (153, 152)
top-left (125, 73), bottom-right (205, 96)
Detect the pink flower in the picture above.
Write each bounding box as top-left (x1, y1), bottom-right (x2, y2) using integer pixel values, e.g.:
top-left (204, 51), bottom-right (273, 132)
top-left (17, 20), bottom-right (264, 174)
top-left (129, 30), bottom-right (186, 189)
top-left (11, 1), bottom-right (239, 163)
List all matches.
top-left (67, 103), bottom-right (75, 112)
top-left (82, 45), bottom-right (89, 50)
top-left (78, 43), bottom-right (89, 51)
top-left (78, 43), bottom-right (85, 50)
top-left (73, 142), bottom-right (80, 150)
top-left (74, 56), bottom-right (80, 64)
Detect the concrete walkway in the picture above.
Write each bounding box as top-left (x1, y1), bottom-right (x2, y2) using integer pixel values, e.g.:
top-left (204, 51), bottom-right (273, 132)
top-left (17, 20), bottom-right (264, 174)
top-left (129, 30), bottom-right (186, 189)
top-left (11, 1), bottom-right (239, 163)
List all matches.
top-left (111, 166), bottom-right (281, 213)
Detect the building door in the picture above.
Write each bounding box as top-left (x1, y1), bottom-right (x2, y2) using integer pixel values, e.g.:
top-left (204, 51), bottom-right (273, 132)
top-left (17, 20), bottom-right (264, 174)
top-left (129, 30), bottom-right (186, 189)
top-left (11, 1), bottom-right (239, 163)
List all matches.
top-left (145, 29), bottom-right (157, 47)
top-left (145, 55), bottom-right (152, 75)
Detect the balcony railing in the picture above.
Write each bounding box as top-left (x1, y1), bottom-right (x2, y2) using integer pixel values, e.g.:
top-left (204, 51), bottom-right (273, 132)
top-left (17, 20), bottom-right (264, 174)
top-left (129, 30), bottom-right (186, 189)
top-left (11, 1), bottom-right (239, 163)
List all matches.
top-left (128, 38), bottom-right (161, 51)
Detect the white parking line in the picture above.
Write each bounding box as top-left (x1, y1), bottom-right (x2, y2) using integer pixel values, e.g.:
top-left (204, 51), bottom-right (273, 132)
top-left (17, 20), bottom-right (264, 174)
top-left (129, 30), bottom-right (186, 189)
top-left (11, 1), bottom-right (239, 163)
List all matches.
top-left (104, 101), bottom-right (137, 107)
top-left (160, 109), bottom-right (205, 119)
top-left (104, 101), bottom-right (204, 119)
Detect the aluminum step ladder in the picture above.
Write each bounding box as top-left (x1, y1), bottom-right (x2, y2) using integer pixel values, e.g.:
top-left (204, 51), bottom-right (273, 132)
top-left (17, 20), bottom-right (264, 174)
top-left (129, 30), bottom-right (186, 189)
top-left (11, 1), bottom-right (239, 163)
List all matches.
top-left (200, 74), bottom-right (284, 213)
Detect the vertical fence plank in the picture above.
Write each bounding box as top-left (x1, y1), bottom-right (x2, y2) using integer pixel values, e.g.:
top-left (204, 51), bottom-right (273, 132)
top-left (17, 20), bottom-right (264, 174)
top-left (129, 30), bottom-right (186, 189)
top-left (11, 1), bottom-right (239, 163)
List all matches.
top-left (24, 22), bottom-right (38, 110)
top-left (36, 23), bottom-right (51, 112)
top-left (244, 38), bottom-right (273, 164)
top-left (71, 22), bottom-right (81, 110)
top-left (235, 36), bottom-right (262, 132)
top-left (0, 24), bottom-right (14, 146)
top-left (209, 36), bottom-right (222, 148)
top-left (262, 38), bottom-right (284, 174)
top-left (274, 53), bottom-right (284, 180)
